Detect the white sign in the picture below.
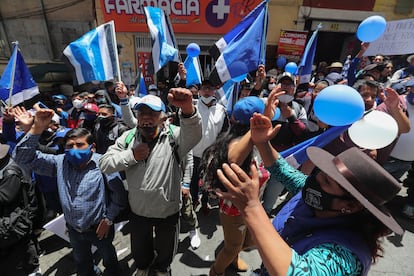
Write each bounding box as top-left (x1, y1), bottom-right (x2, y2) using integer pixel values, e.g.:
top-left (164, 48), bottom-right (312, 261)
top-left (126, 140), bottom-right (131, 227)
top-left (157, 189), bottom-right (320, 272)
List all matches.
top-left (364, 18), bottom-right (414, 56)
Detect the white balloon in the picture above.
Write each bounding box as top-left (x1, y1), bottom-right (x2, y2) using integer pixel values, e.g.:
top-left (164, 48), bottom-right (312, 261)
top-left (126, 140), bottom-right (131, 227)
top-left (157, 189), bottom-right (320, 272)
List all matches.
top-left (348, 110), bottom-right (398, 150)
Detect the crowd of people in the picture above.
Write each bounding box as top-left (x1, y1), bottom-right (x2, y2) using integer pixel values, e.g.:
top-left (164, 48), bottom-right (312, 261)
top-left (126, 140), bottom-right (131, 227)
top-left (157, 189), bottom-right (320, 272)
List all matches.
top-left (1, 44), bottom-right (414, 276)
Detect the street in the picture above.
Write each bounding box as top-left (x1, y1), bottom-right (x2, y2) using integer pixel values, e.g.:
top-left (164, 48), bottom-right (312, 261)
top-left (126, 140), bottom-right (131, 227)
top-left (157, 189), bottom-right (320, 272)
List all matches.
top-left (38, 188), bottom-right (414, 276)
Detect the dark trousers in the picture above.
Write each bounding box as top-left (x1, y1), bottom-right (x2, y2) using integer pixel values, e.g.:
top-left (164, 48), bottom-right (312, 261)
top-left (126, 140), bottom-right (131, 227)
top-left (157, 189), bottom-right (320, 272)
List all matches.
top-left (0, 237), bottom-right (39, 276)
top-left (67, 224), bottom-right (119, 276)
top-left (190, 156), bottom-right (208, 207)
top-left (129, 212), bottom-right (179, 272)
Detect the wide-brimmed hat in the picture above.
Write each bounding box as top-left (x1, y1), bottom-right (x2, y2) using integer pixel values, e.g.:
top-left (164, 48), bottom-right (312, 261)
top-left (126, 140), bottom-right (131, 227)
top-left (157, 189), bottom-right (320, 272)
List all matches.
top-left (407, 54), bottom-right (414, 63)
top-left (306, 146), bottom-right (403, 235)
top-left (326, 62), bottom-right (343, 69)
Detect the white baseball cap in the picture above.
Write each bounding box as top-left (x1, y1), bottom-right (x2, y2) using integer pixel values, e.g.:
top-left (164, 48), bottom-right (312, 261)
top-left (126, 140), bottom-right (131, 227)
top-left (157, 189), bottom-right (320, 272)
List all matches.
top-left (134, 95), bottom-right (165, 112)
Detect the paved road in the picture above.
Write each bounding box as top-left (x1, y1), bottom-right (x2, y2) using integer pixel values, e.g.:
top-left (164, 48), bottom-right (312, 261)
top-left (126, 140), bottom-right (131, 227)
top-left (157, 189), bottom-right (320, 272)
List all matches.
top-left (38, 188), bottom-right (414, 276)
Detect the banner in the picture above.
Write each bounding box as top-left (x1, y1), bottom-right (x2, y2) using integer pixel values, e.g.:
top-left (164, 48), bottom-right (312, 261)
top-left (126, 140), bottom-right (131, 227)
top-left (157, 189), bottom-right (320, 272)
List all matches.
top-left (364, 18), bottom-right (414, 56)
top-left (276, 30), bottom-right (308, 61)
top-left (100, 0), bottom-right (263, 34)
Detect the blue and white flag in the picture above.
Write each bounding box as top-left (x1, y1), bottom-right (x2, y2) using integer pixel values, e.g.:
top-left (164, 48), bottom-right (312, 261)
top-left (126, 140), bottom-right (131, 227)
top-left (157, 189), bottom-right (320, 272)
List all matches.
top-left (208, 0), bottom-right (269, 86)
top-left (216, 79), bottom-right (236, 109)
top-left (296, 24), bottom-right (321, 84)
top-left (134, 66), bottom-right (147, 97)
top-left (0, 43), bottom-right (39, 106)
top-left (144, 6), bottom-right (179, 73)
top-left (184, 56), bottom-right (202, 87)
top-left (280, 125), bottom-right (350, 168)
top-left (62, 21), bottom-right (120, 86)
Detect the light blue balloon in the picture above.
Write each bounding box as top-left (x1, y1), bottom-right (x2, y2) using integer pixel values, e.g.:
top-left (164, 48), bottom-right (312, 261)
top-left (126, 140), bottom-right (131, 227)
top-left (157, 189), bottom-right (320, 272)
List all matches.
top-left (231, 73), bottom-right (247, 82)
top-left (356, 15), bottom-right (387, 42)
top-left (186, 43), bottom-right (200, 58)
top-left (285, 62), bottom-right (298, 74)
top-left (272, 107), bottom-right (281, 121)
top-left (313, 85), bottom-right (365, 126)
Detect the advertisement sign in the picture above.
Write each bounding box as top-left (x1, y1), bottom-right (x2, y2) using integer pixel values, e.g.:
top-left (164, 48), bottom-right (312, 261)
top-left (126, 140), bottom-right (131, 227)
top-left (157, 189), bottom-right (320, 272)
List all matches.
top-left (276, 30), bottom-right (308, 60)
top-left (101, 0), bottom-right (263, 34)
top-left (137, 52), bottom-right (154, 84)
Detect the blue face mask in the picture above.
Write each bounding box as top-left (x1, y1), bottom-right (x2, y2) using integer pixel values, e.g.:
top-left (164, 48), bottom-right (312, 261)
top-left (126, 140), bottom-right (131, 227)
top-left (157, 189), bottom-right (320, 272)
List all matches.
top-left (65, 145), bottom-right (92, 166)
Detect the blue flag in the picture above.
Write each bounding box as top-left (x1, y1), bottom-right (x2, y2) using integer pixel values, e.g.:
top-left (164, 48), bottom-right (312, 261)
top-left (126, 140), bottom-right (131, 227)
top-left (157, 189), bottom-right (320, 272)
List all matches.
top-left (134, 66), bottom-right (147, 97)
top-left (63, 21), bottom-right (120, 86)
top-left (280, 125), bottom-right (350, 168)
top-left (296, 24), bottom-right (321, 84)
top-left (144, 6), bottom-right (179, 73)
top-left (184, 56), bottom-right (202, 87)
top-left (208, 0), bottom-right (269, 86)
top-left (216, 79), bottom-right (236, 110)
top-left (0, 43), bottom-right (39, 106)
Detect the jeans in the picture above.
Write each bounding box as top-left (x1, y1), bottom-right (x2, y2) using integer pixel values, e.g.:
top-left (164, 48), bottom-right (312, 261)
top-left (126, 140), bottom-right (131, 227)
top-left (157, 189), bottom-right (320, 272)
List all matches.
top-left (67, 225), bottom-right (119, 276)
top-left (190, 156), bottom-right (208, 207)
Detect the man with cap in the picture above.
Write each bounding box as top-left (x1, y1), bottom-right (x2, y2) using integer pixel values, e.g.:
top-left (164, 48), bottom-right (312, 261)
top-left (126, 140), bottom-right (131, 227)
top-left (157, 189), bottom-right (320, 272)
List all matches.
top-left (216, 112), bottom-right (404, 276)
top-left (148, 84), bottom-right (160, 96)
top-left (99, 82), bottom-right (202, 276)
top-left (270, 72), bottom-right (308, 151)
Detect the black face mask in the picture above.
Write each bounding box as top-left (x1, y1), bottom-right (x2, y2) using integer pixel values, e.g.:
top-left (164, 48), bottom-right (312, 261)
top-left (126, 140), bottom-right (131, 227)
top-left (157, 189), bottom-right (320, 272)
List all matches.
top-left (303, 170), bottom-right (354, 212)
top-left (138, 126), bottom-right (158, 139)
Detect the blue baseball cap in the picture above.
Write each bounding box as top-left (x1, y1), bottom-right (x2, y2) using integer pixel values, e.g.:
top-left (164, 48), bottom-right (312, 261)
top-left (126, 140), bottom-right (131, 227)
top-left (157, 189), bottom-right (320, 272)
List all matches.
top-left (134, 95), bottom-right (166, 112)
top-left (232, 96), bottom-right (265, 125)
top-left (54, 127), bottom-right (72, 139)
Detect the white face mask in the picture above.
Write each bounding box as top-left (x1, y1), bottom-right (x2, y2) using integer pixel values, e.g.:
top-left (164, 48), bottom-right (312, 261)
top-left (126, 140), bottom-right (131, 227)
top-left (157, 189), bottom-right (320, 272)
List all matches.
top-left (72, 99), bottom-right (84, 109)
top-left (200, 96), bottom-right (215, 105)
top-left (278, 94), bottom-right (294, 104)
top-left (268, 83), bottom-right (276, 91)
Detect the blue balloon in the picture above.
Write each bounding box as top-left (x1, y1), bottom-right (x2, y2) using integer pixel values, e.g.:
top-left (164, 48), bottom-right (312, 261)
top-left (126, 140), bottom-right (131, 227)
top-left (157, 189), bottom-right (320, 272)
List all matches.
top-left (356, 15), bottom-right (387, 42)
top-left (285, 62), bottom-right (298, 74)
top-left (276, 56), bottom-right (287, 69)
top-left (272, 107), bottom-right (281, 121)
top-left (186, 43), bottom-right (200, 57)
top-left (314, 85), bottom-right (365, 126)
top-left (231, 73), bottom-right (247, 82)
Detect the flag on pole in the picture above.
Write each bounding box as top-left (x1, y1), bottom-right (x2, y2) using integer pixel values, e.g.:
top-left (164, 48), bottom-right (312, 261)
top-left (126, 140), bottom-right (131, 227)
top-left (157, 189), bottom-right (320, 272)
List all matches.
top-left (216, 79), bottom-right (236, 108)
top-left (62, 21), bottom-right (120, 86)
top-left (184, 56), bottom-right (202, 87)
top-left (296, 24), bottom-right (321, 84)
top-left (208, 0), bottom-right (269, 86)
top-left (280, 125), bottom-right (350, 168)
top-left (144, 6), bottom-right (180, 73)
top-left (0, 43), bottom-right (39, 106)
top-left (134, 66), bottom-right (147, 97)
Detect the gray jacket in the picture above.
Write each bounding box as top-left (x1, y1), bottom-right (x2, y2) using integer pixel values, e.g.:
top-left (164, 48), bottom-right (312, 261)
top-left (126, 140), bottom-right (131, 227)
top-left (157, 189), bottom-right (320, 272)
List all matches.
top-left (99, 109), bottom-right (202, 218)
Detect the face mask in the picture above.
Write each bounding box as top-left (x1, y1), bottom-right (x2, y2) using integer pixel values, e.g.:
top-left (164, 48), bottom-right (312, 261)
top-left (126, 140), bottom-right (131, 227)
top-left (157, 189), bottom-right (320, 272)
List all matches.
top-left (96, 98), bottom-right (107, 105)
top-left (303, 172), bottom-right (354, 212)
top-left (65, 145), bottom-right (92, 167)
top-left (278, 94), bottom-right (294, 103)
top-left (72, 99), bottom-right (84, 109)
top-left (200, 96), bottom-right (215, 105)
top-left (138, 126), bottom-right (159, 139)
top-left (407, 93), bottom-right (414, 105)
top-left (268, 83), bottom-right (276, 91)
top-left (97, 115), bottom-right (112, 126)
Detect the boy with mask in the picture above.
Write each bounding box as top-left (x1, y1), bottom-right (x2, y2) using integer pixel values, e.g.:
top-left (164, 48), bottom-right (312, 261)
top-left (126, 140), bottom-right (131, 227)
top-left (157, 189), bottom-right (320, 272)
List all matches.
top-left (13, 109), bottom-right (127, 276)
top-left (94, 104), bottom-right (129, 154)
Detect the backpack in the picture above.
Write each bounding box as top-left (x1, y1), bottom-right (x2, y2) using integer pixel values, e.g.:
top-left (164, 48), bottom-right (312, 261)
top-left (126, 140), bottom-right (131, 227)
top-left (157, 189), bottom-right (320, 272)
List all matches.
top-left (0, 161), bottom-right (37, 248)
top-left (124, 124), bottom-right (180, 164)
